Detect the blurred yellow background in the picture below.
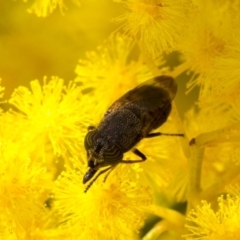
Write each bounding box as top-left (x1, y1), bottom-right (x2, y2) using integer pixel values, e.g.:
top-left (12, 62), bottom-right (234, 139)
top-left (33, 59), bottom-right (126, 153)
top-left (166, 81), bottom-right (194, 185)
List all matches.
top-left (0, 0), bottom-right (123, 97)
top-left (0, 0), bottom-right (197, 115)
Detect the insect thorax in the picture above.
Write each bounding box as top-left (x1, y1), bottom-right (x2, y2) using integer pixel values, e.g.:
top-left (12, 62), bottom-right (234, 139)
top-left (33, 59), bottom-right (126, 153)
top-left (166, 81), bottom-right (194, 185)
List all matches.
top-left (98, 105), bottom-right (143, 152)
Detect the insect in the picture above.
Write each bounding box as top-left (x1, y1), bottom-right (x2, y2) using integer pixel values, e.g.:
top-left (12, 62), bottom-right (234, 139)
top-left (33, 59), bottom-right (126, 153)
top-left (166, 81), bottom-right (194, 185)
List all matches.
top-left (83, 75), bottom-right (184, 192)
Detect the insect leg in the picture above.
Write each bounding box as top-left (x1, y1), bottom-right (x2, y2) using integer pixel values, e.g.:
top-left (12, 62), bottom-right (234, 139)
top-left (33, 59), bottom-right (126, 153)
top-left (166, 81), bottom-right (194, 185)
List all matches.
top-left (84, 166), bottom-right (114, 193)
top-left (146, 132), bottom-right (184, 138)
top-left (121, 148), bottom-right (146, 164)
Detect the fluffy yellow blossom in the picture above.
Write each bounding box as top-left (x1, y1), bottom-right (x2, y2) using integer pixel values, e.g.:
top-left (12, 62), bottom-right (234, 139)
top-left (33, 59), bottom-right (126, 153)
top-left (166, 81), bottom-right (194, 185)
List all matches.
top-left (0, 143), bottom-right (51, 239)
top-left (75, 34), bottom-right (154, 121)
top-left (115, 0), bottom-right (190, 57)
top-left (26, 0), bottom-right (81, 17)
top-left (53, 164), bottom-right (152, 240)
top-left (179, 9), bottom-right (226, 85)
top-left (9, 77), bottom-right (88, 162)
top-left (178, 1), bottom-right (240, 105)
top-left (185, 192), bottom-right (240, 240)
top-left (4, 0), bottom-right (240, 239)
top-left (209, 30), bottom-right (240, 104)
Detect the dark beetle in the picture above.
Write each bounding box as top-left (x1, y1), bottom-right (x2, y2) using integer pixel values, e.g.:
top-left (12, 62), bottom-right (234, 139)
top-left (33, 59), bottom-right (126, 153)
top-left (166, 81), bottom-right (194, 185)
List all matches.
top-left (83, 75), bottom-right (183, 192)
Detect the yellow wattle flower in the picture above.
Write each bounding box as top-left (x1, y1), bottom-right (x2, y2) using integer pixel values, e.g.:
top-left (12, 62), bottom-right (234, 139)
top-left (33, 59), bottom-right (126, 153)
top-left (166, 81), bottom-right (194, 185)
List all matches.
top-left (209, 29), bottom-right (240, 104)
top-left (9, 77), bottom-right (88, 162)
top-left (75, 34), bottom-right (154, 122)
top-left (0, 145), bottom-right (51, 239)
top-left (115, 0), bottom-right (190, 57)
top-left (53, 164), bottom-right (152, 240)
top-left (177, 1), bottom-right (240, 103)
top-left (185, 192), bottom-right (240, 240)
top-left (4, 1), bottom-right (240, 238)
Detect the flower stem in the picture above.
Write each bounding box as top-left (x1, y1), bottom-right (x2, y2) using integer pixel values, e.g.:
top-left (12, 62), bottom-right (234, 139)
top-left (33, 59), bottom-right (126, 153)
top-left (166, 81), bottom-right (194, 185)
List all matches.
top-left (149, 204), bottom-right (185, 228)
top-left (142, 220), bottom-right (178, 240)
top-left (194, 121), bottom-right (240, 147)
top-left (187, 144), bottom-right (204, 212)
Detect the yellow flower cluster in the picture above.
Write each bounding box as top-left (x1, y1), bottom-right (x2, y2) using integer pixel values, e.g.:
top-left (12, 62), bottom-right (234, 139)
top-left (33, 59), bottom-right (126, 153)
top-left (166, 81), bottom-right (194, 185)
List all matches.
top-left (9, 77), bottom-right (88, 161)
top-left (185, 190), bottom-right (240, 240)
top-left (53, 164), bottom-right (152, 240)
top-left (114, 0), bottom-right (190, 56)
top-left (1, 0), bottom-right (240, 239)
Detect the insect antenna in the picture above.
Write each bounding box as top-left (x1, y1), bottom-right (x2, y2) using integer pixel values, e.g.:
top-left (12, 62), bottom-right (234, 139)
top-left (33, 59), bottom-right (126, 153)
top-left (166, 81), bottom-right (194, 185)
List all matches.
top-left (84, 180), bottom-right (95, 193)
top-left (103, 165), bottom-right (117, 182)
top-left (84, 166), bottom-right (113, 193)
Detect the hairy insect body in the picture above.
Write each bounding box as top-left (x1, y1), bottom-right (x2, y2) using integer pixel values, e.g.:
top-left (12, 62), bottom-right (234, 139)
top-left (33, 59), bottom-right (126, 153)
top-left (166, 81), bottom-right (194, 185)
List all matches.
top-left (99, 104), bottom-right (143, 150)
top-left (83, 76), bottom-right (183, 192)
top-left (85, 105), bottom-right (143, 167)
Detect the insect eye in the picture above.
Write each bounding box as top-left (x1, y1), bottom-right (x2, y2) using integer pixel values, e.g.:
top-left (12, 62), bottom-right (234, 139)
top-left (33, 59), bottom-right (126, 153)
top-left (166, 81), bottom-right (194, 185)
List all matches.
top-left (84, 133), bottom-right (91, 150)
top-left (84, 130), bottom-right (97, 150)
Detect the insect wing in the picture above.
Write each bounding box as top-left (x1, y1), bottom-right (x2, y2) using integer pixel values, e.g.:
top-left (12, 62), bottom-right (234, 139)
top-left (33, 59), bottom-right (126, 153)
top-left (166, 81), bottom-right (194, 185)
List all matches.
top-left (105, 75), bottom-right (177, 115)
